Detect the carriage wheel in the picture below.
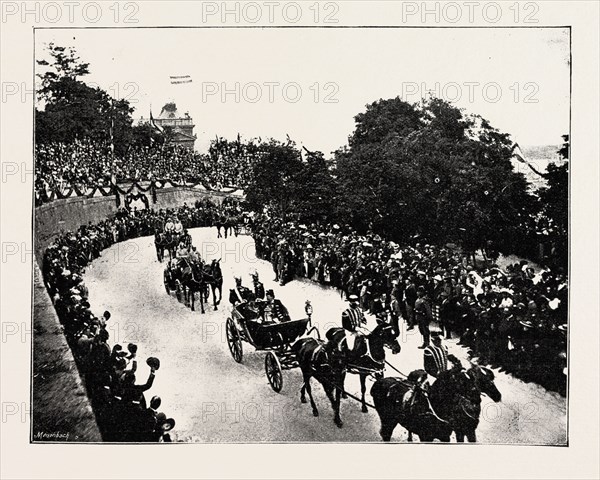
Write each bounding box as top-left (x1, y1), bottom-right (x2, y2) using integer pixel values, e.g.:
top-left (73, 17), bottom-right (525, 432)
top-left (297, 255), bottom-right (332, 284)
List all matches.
top-left (265, 351), bottom-right (283, 393)
top-left (226, 318), bottom-right (243, 363)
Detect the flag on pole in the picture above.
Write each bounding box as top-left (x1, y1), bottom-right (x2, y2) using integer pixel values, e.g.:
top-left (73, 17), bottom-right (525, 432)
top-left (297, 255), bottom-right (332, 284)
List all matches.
top-left (149, 107), bottom-right (163, 133)
top-left (170, 75), bottom-right (192, 84)
top-left (110, 98), bottom-right (116, 185)
top-left (511, 143), bottom-right (544, 177)
top-left (511, 143), bottom-right (526, 163)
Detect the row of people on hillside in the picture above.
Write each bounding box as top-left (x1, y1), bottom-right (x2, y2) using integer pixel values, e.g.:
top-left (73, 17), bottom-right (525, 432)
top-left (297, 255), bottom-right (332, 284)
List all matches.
top-left (35, 139), bottom-right (252, 204)
top-left (251, 215), bottom-right (568, 395)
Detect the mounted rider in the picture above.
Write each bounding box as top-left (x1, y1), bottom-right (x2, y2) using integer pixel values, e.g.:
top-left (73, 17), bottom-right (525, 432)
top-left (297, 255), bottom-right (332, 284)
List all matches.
top-left (423, 330), bottom-right (450, 378)
top-left (424, 330), bottom-right (463, 380)
top-left (341, 294), bottom-right (368, 350)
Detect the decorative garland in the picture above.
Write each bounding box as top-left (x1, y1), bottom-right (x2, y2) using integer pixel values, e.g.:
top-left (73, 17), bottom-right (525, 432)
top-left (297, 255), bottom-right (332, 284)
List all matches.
top-left (36, 177), bottom-right (242, 207)
top-left (124, 192), bottom-right (150, 210)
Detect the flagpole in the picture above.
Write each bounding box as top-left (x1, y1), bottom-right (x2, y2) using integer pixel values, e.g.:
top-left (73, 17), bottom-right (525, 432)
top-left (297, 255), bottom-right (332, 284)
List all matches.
top-left (110, 97), bottom-right (118, 206)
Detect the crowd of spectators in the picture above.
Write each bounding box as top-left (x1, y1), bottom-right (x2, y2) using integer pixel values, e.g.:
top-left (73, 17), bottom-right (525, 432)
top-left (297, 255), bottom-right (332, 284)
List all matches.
top-left (252, 215), bottom-right (568, 395)
top-left (35, 139), bottom-right (252, 205)
top-left (41, 198), bottom-right (236, 441)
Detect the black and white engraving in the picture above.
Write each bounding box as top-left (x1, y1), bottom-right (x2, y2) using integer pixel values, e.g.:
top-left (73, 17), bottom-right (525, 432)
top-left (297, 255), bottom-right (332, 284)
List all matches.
top-left (32, 24), bottom-right (569, 445)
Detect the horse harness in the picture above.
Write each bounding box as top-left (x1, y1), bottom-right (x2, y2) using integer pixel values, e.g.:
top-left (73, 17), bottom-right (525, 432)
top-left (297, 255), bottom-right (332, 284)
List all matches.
top-left (309, 344), bottom-right (331, 370)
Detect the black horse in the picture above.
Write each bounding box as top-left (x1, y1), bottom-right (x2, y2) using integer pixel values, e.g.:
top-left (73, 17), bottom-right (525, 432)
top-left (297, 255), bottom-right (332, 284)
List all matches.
top-left (201, 259), bottom-right (223, 310)
top-left (371, 363), bottom-right (502, 442)
top-left (326, 324), bottom-right (401, 413)
top-left (370, 374), bottom-right (452, 442)
top-left (291, 337), bottom-right (345, 428)
top-left (181, 260), bottom-right (211, 313)
top-left (154, 232), bottom-right (177, 262)
top-left (429, 363), bottom-right (502, 442)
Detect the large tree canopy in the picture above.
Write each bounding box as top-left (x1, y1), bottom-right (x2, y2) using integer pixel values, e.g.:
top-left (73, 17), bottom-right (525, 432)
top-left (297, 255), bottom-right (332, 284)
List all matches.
top-left (334, 97), bottom-right (536, 255)
top-left (537, 134), bottom-right (569, 268)
top-left (35, 43), bottom-right (157, 156)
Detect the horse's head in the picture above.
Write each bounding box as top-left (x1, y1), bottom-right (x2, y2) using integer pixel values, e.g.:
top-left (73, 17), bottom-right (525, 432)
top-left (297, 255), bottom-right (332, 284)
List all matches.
top-left (371, 324), bottom-right (401, 355)
top-left (210, 258), bottom-right (222, 274)
top-left (468, 364), bottom-right (502, 403)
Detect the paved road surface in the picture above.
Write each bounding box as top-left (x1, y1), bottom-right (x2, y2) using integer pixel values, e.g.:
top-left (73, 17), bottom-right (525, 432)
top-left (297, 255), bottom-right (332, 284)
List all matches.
top-left (83, 227), bottom-right (567, 443)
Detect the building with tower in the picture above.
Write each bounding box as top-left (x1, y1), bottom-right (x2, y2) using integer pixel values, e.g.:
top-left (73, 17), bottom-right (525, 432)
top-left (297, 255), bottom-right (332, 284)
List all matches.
top-left (152, 102), bottom-right (196, 150)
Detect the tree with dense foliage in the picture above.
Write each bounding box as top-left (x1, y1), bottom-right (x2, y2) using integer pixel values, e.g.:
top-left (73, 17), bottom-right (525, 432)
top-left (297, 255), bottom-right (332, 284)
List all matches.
top-left (243, 139), bottom-right (304, 217)
top-left (334, 97), bottom-right (536, 256)
top-left (35, 43), bottom-right (160, 156)
top-left (537, 135), bottom-right (569, 267)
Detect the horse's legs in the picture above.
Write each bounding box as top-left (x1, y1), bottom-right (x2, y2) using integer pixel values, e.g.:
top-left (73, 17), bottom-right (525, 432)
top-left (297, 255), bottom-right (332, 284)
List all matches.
top-left (300, 383), bottom-right (307, 404)
top-left (380, 420), bottom-right (397, 442)
top-left (467, 430), bottom-right (477, 443)
top-left (190, 287), bottom-right (195, 311)
top-left (212, 284), bottom-right (218, 311)
top-left (333, 380), bottom-right (343, 428)
top-left (199, 284), bottom-right (205, 314)
top-left (360, 374), bottom-right (368, 413)
top-left (407, 431), bottom-right (413, 442)
top-left (341, 370), bottom-right (348, 399)
top-left (455, 431), bottom-right (465, 443)
top-left (303, 375), bottom-right (318, 417)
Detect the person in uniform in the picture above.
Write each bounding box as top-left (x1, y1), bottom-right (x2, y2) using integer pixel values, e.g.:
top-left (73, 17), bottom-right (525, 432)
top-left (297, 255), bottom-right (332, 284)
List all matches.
top-left (342, 294), bottom-right (368, 349)
top-left (229, 276), bottom-right (253, 306)
top-left (423, 331), bottom-right (450, 378)
top-left (415, 286), bottom-right (433, 349)
top-left (260, 289), bottom-right (291, 323)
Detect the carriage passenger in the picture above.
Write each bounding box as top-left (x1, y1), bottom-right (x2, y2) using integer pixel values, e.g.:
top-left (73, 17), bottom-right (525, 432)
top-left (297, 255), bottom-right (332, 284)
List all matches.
top-left (260, 289), bottom-right (290, 323)
top-left (175, 240), bottom-right (190, 259)
top-left (173, 217), bottom-right (184, 235)
top-left (188, 246), bottom-right (202, 264)
top-left (164, 217), bottom-right (175, 234)
top-left (229, 276), bottom-right (253, 306)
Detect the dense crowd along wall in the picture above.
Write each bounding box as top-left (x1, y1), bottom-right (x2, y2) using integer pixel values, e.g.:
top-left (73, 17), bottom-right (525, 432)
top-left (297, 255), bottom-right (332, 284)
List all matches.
top-left (32, 261), bottom-right (103, 442)
top-left (34, 185), bottom-right (243, 256)
top-left (32, 186), bottom-right (243, 441)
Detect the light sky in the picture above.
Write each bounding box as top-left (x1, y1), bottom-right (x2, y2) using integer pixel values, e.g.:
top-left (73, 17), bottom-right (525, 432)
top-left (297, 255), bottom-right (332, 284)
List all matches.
top-left (35, 27), bottom-right (570, 155)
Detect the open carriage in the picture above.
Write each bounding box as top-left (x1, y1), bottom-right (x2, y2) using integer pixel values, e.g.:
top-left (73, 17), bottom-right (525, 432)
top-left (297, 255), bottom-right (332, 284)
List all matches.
top-left (225, 300), bottom-right (317, 392)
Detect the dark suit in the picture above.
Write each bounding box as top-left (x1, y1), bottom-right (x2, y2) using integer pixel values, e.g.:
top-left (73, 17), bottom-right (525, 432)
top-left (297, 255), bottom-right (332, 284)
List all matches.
top-left (415, 296), bottom-right (433, 346)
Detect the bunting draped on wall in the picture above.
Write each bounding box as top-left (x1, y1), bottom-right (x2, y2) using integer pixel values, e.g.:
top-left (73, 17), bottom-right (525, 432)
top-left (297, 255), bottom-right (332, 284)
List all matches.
top-left (35, 178), bottom-right (241, 207)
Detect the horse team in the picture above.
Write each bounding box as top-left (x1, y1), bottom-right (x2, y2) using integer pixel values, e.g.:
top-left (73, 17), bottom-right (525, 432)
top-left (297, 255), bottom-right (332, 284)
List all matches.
top-left (292, 324), bottom-right (501, 442)
top-left (156, 224), bottom-right (502, 442)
